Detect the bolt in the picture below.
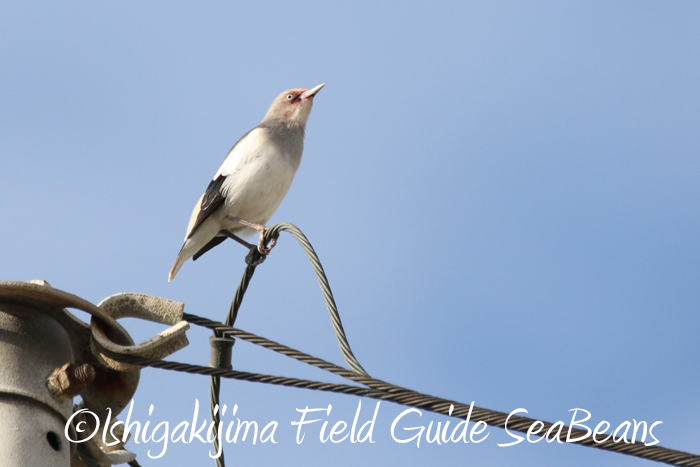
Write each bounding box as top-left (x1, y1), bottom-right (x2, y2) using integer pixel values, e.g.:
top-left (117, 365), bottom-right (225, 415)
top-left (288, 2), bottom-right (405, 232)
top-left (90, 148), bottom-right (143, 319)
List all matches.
top-left (47, 363), bottom-right (96, 398)
top-left (72, 363), bottom-right (95, 383)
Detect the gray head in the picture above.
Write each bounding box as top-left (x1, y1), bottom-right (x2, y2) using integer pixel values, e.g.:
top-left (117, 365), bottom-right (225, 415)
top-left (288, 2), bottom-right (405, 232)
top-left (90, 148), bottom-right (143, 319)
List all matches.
top-left (262, 83), bottom-right (326, 128)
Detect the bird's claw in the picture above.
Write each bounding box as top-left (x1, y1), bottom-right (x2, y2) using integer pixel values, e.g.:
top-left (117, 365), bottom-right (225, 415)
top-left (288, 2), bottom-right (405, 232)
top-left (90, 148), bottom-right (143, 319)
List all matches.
top-left (257, 229), bottom-right (270, 255)
top-left (245, 247), bottom-right (266, 266)
top-left (256, 229), bottom-right (279, 255)
top-left (244, 230), bottom-right (278, 266)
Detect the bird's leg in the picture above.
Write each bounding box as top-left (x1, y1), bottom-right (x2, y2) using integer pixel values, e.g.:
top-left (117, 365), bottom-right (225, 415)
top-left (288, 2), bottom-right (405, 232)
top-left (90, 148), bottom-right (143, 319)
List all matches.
top-left (219, 230), bottom-right (255, 249)
top-left (219, 229), bottom-right (268, 266)
top-left (225, 216), bottom-right (277, 255)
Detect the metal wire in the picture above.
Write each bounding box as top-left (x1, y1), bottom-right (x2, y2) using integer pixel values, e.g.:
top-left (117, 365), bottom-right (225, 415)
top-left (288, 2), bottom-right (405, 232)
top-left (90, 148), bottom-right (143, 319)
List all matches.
top-left (210, 256), bottom-right (259, 467)
top-left (264, 222), bottom-right (367, 375)
top-left (101, 345), bottom-right (700, 467)
top-left (207, 222), bottom-right (368, 467)
top-left (117, 221), bottom-right (700, 466)
top-left (186, 313), bottom-right (372, 385)
top-left (209, 373), bottom-right (224, 467)
top-left (182, 314), bottom-right (700, 465)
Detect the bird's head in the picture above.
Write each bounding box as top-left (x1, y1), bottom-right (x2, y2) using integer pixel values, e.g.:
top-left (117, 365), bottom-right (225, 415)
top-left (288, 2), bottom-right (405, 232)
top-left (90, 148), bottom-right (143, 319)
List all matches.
top-left (262, 83), bottom-right (326, 128)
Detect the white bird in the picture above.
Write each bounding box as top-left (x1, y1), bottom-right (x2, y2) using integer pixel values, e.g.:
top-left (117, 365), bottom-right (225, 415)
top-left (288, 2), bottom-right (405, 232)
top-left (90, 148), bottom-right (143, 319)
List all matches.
top-left (169, 83), bottom-right (326, 281)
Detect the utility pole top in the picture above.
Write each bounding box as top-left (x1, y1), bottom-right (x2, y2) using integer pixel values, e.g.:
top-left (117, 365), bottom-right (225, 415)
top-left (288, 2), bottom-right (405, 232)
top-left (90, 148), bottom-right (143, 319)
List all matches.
top-left (0, 280), bottom-right (188, 467)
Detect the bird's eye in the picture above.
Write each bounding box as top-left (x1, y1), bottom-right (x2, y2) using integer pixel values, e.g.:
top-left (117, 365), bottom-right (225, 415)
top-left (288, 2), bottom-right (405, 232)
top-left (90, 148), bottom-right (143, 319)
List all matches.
top-left (286, 94), bottom-right (294, 101)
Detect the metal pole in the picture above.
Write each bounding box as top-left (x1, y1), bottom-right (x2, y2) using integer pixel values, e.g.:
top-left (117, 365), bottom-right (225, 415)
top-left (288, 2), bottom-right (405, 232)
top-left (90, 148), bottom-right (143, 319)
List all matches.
top-left (0, 301), bottom-right (75, 467)
top-left (0, 280), bottom-right (190, 467)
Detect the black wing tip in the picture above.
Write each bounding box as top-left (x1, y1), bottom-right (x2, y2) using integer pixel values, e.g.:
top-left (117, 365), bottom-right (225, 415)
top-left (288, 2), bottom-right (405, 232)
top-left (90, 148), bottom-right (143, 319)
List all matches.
top-left (192, 236), bottom-right (227, 261)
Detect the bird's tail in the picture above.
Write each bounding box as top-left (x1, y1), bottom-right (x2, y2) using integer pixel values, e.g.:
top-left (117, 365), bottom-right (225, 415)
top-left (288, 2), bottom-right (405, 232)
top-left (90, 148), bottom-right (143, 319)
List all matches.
top-left (168, 220), bottom-right (220, 281)
top-left (168, 248), bottom-right (188, 282)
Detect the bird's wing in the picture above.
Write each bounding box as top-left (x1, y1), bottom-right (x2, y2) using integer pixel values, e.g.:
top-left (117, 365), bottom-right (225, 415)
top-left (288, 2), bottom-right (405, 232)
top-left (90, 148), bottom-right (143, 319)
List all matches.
top-left (185, 127), bottom-right (267, 239)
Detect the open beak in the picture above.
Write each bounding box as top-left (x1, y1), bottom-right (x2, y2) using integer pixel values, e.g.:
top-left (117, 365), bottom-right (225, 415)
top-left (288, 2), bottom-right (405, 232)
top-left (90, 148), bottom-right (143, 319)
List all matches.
top-left (300, 83), bottom-right (326, 100)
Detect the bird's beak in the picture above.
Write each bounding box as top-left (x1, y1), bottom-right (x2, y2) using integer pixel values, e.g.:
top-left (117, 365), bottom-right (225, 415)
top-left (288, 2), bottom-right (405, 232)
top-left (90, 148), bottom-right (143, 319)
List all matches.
top-left (300, 83), bottom-right (326, 100)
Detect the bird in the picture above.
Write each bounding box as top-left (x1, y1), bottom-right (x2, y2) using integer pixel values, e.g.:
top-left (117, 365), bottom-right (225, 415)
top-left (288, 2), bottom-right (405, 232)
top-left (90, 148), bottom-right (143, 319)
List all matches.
top-left (168, 83), bottom-right (326, 281)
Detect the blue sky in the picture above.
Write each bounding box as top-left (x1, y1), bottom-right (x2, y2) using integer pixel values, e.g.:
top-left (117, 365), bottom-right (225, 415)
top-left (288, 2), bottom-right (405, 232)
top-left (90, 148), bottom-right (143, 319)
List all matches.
top-left (1, 1), bottom-right (699, 465)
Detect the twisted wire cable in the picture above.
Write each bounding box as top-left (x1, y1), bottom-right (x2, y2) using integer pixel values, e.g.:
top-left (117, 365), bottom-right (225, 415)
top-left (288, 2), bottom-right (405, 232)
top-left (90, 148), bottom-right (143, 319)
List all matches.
top-left (207, 222), bottom-right (365, 466)
top-left (181, 314), bottom-right (700, 465)
top-left (100, 348), bottom-right (700, 467)
top-left (264, 222), bottom-right (368, 376)
top-left (209, 374), bottom-right (224, 467)
top-left (210, 259), bottom-right (260, 467)
top-left (184, 313), bottom-right (382, 389)
top-left (126, 221), bottom-right (700, 466)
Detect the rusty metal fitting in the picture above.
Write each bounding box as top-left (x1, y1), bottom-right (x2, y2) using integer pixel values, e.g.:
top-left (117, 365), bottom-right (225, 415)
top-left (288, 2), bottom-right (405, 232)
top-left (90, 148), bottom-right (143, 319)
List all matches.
top-left (47, 363), bottom-right (96, 398)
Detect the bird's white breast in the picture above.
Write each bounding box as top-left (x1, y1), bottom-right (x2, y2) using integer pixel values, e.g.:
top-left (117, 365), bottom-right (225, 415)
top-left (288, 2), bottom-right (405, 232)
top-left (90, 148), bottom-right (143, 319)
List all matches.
top-left (217, 127), bottom-right (302, 235)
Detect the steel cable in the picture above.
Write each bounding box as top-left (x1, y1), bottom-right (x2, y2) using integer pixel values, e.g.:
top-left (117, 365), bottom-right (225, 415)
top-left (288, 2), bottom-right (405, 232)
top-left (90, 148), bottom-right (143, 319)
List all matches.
top-left (121, 221), bottom-right (700, 466)
top-left (210, 258), bottom-right (258, 467)
top-left (100, 346), bottom-right (700, 467)
top-left (264, 222), bottom-right (367, 375)
top-left (207, 222), bottom-right (368, 466)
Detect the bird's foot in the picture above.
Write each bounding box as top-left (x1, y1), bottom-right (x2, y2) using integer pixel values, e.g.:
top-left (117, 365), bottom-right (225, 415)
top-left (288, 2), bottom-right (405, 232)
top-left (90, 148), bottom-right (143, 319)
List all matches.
top-left (256, 228), bottom-right (279, 255)
top-left (245, 247), bottom-right (267, 266)
top-left (244, 232), bottom-right (278, 266)
top-left (226, 216), bottom-right (276, 256)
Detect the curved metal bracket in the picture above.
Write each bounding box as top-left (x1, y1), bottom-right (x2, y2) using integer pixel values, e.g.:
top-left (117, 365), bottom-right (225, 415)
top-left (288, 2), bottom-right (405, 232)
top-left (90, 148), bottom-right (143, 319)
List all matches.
top-left (0, 281), bottom-right (191, 467)
top-left (93, 293), bottom-right (189, 373)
